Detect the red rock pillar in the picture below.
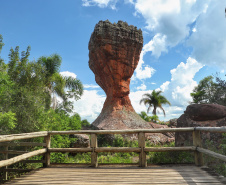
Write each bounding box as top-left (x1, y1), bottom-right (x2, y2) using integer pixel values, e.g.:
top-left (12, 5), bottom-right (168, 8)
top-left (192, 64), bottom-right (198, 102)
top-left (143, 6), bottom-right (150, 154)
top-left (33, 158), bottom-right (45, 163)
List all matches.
top-left (89, 20), bottom-right (145, 130)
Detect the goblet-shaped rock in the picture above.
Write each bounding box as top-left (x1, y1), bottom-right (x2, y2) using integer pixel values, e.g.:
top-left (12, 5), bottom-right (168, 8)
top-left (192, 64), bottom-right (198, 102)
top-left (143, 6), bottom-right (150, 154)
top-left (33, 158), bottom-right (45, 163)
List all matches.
top-left (89, 20), bottom-right (146, 129)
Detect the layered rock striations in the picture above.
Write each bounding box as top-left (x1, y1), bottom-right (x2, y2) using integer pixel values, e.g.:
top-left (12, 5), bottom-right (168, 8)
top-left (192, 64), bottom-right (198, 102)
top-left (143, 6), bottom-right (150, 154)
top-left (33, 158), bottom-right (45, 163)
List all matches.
top-left (89, 20), bottom-right (145, 130)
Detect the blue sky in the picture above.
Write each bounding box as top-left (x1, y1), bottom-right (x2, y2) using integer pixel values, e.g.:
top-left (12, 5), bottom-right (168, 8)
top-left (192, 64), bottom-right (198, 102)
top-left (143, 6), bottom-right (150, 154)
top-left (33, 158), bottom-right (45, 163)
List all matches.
top-left (0, 0), bottom-right (225, 122)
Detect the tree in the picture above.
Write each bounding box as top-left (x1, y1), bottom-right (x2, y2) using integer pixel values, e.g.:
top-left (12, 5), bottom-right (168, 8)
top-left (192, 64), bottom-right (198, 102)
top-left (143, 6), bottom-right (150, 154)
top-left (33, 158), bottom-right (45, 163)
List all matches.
top-left (190, 76), bottom-right (217, 104)
top-left (37, 54), bottom-right (84, 110)
top-left (190, 75), bottom-right (226, 105)
top-left (0, 34), bottom-right (4, 63)
top-left (139, 111), bottom-right (151, 122)
top-left (3, 46), bottom-right (49, 133)
top-left (140, 90), bottom-right (171, 116)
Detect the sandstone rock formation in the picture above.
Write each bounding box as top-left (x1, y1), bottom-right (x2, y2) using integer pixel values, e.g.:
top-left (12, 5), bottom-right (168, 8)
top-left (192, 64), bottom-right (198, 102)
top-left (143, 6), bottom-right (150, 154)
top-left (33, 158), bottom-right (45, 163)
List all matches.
top-left (88, 20), bottom-right (174, 144)
top-left (184, 104), bottom-right (226, 121)
top-left (175, 104), bottom-right (226, 147)
top-left (89, 20), bottom-right (145, 130)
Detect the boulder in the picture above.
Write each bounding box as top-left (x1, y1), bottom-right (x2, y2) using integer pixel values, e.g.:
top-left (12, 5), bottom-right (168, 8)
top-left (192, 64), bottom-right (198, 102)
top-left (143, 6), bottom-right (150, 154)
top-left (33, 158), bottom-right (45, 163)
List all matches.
top-left (70, 134), bottom-right (90, 148)
top-left (169, 118), bottom-right (177, 127)
top-left (175, 104), bottom-right (226, 147)
top-left (185, 104), bottom-right (226, 121)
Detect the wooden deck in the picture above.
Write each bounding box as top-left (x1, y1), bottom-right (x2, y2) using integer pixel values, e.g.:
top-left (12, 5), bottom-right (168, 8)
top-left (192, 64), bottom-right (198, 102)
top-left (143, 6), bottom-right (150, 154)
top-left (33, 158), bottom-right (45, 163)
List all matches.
top-left (4, 165), bottom-right (225, 185)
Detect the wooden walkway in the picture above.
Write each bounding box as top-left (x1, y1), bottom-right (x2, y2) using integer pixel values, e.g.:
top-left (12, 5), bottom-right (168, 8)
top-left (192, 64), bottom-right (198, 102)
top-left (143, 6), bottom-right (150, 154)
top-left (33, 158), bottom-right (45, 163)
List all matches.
top-left (4, 165), bottom-right (225, 185)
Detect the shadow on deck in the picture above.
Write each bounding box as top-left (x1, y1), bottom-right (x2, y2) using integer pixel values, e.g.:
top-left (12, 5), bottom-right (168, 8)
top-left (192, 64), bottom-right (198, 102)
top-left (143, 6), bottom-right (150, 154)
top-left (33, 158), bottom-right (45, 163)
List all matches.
top-left (4, 164), bottom-right (226, 185)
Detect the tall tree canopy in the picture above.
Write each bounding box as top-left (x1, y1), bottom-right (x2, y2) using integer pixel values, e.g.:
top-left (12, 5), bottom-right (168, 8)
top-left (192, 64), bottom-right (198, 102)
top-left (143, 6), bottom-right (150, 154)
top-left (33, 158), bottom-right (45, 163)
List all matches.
top-left (37, 54), bottom-right (83, 110)
top-left (190, 75), bottom-right (226, 105)
top-left (0, 34), bottom-right (86, 134)
top-left (140, 90), bottom-right (171, 116)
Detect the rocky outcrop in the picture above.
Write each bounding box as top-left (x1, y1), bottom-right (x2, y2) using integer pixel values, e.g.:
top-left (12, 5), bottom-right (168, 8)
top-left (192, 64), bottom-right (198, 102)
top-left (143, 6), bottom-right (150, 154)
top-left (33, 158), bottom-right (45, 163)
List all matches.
top-left (175, 104), bottom-right (226, 147)
top-left (185, 104), bottom-right (226, 121)
top-left (89, 20), bottom-right (146, 129)
top-left (70, 134), bottom-right (90, 148)
top-left (88, 20), bottom-right (174, 144)
top-left (169, 118), bottom-right (177, 127)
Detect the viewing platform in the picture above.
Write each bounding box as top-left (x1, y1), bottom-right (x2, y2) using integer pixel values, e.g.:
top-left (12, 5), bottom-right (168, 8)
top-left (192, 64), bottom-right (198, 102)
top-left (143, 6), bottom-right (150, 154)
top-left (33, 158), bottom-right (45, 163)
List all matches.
top-left (1, 127), bottom-right (226, 184)
top-left (3, 164), bottom-right (226, 185)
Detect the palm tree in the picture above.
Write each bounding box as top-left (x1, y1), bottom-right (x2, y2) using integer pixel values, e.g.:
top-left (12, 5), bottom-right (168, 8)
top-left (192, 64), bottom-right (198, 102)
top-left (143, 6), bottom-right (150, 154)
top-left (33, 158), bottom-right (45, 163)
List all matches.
top-left (37, 54), bottom-right (83, 109)
top-left (139, 111), bottom-right (151, 122)
top-left (140, 90), bottom-right (171, 116)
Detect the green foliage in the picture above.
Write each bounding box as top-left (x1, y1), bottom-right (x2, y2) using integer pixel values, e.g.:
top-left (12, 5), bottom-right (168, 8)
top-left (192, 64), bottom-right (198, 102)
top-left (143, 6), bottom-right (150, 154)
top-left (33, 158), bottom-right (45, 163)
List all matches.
top-left (149, 115), bottom-right (159, 123)
top-left (0, 34), bottom-right (4, 63)
top-left (140, 90), bottom-right (171, 116)
top-left (37, 54), bottom-right (84, 110)
top-left (98, 152), bottom-right (133, 163)
top-left (0, 111), bottom-right (17, 134)
top-left (203, 135), bottom-right (226, 177)
top-left (81, 119), bottom-right (90, 127)
top-left (191, 75), bottom-right (226, 105)
top-left (139, 111), bottom-right (151, 122)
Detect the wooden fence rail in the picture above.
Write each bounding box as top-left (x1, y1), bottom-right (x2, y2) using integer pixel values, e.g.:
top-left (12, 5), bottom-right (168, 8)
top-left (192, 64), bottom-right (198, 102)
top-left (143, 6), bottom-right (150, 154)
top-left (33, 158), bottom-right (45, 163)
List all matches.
top-left (0, 127), bottom-right (226, 181)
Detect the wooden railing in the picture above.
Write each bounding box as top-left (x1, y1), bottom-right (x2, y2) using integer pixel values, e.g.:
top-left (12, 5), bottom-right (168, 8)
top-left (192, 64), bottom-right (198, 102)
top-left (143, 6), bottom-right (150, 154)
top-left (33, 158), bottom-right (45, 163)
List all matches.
top-left (0, 127), bottom-right (226, 181)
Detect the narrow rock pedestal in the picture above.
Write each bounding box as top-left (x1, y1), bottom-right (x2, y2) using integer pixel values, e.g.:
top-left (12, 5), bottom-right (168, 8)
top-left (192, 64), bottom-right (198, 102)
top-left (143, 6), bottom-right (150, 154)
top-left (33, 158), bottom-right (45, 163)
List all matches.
top-left (88, 20), bottom-right (148, 130)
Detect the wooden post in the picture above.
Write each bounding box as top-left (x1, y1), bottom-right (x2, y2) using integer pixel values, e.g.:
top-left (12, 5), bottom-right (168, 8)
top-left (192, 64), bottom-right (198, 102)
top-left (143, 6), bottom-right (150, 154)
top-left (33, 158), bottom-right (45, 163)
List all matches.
top-left (90, 134), bottom-right (98, 167)
top-left (193, 130), bottom-right (204, 166)
top-left (138, 132), bottom-right (147, 167)
top-left (44, 134), bottom-right (51, 167)
top-left (3, 145), bottom-right (8, 180)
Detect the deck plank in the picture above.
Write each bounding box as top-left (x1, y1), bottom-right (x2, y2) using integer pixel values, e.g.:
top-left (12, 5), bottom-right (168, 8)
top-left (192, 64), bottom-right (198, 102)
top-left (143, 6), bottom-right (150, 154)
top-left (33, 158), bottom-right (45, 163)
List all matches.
top-left (4, 165), bottom-right (224, 185)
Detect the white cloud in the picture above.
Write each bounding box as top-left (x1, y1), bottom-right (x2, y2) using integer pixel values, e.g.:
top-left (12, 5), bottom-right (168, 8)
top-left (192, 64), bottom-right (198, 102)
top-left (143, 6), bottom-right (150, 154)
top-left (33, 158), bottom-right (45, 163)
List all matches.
top-left (130, 90), bottom-right (185, 121)
top-left (84, 84), bottom-right (100, 89)
top-left (192, 28), bottom-right (197, 32)
top-left (160, 57), bottom-right (203, 107)
top-left (134, 51), bottom-right (156, 80)
top-left (143, 33), bottom-right (167, 58)
top-left (136, 83), bottom-right (146, 90)
top-left (82, 0), bottom-right (118, 9)
top-left (73, 90), bottom-right (106, 123)
top-left (187, 0), bottom-right (226, 70)
top-left (60, 71), bottom-right (77, 79)
top-left (132, 0), bottom-right (209, 57)
top-left (129, 90), bottom-right (153, 114)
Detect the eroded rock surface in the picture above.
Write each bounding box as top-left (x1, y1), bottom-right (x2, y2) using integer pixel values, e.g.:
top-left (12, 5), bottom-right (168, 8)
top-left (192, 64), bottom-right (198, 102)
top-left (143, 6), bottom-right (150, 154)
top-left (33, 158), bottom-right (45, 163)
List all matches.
top-left (175, 104), bottom-right (226, 147)
top-left (88, 20), bottom-right (174, 144)
top-left (89, 20), bottom-right (145, 129)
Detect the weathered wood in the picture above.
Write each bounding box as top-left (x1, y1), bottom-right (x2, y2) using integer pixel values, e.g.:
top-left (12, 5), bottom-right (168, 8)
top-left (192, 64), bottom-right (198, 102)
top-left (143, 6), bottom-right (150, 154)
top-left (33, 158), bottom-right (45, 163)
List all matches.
top-left (95, 147), bottom-right (141, 153)
top-left (197, 147), bottom-right (226, 162)
top-left (48, 128), bottom-right (195, 135)
top-left (0, 168), bottom-right (32, 173)
top-left (0, 142), bottom-right (46, 147)
top-left (138, 132), bottom-right (147, 167)
top-left (44, 134), bottom-right (51, 167)
top-left (193, 130), bottom-right (204, 166)
top-left (3, 145), bottom-right (8, 180)
top-left (90, 134), bottom-right (98, 167)
top-left (20, 160), bottom-right (46, 164)
top-left (144, 146), bottom-right (196, 152)
top-left (0, 150), bottom-right (28, 154)
top-left (4, 165), bottom-right (224, 185)
top-left (0, 131), bottom-right (48, 142)
top-left (49, 148), bottom-right (92, 153)
top-left (196, 127), bottom-right (226, 133)
top-left (0, 148), bottom-right (47, 168)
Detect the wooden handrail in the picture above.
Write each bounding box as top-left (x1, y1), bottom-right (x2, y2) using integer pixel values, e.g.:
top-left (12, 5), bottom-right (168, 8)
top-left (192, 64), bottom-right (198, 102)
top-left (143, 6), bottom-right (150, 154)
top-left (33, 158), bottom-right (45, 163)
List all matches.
top-left (0, 126), bottom-right (225, 177)
top-left (0, 131), bottom-right (48, 142)
top-left (48, 128), bottom-right (195, 135)
top-left (0, 149), bottom-right (47, 168)
top-left (195, 127), bottom-right (226, 133)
